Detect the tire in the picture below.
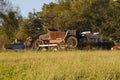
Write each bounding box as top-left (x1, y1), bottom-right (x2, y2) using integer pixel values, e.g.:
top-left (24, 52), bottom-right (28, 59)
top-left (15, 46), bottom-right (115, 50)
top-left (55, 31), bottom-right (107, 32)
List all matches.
top-left (49, 46), bottom-right (58, 51)
top-left (34, 39), bottom-right (44, 50)
top-left (59, 41), bottom-right (66, 50)
top-left (66, 36), bottom-right (78, 49)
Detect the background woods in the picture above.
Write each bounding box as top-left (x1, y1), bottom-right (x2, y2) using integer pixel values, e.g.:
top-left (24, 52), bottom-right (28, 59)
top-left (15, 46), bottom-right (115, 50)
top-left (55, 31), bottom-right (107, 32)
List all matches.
top-left (0, 0), bottom-right (120, 47)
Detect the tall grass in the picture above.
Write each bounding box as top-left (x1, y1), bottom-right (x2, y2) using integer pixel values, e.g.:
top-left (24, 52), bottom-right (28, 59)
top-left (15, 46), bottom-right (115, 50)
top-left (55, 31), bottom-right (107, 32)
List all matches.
top-left (0, 50), bottom-right (120, 80)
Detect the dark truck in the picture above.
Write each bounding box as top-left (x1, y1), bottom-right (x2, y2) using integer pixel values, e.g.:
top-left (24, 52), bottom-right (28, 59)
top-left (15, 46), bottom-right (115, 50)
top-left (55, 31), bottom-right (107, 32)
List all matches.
top-left (78, 31), bottom-right (114, 49)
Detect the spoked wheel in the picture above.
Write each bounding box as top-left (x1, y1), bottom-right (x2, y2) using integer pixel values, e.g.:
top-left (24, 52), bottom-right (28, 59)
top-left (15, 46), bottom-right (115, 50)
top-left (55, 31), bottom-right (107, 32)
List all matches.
top-left (66, 36), bottom-right (78, 49)
top-left (35, 39), bottom-right (44, 50)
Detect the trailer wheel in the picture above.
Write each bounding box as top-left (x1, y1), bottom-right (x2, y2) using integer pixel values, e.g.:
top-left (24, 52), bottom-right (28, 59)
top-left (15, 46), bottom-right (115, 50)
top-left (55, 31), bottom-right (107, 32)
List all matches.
top-left (66, 36), bottom-right (78, 49)
top-left (35, 39), bottom-right (44, 50)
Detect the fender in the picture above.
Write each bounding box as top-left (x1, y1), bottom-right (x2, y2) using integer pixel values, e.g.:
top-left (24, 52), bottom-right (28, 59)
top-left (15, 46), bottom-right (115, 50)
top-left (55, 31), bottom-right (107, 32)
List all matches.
top-left (111, 46), bottom-right (120, 50)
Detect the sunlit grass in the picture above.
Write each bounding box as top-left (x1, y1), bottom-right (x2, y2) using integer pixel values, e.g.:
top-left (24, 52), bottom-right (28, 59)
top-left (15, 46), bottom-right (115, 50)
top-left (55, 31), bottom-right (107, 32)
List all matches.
top-left (0, 50), bottom-right (120, 80)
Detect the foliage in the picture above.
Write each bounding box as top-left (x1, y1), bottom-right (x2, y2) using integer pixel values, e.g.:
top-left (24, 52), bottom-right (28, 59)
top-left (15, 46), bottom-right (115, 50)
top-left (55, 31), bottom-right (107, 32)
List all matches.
top-left (0, 0), bottom-right (43, 47)
top-left (1, 12), bottom-right (19, 40)
top-left (16, 12), bottom-right (44, 41)
top-left (0, 0), bottom-right (21, 47)
top-left (0, 0), bottom-right (120, 48)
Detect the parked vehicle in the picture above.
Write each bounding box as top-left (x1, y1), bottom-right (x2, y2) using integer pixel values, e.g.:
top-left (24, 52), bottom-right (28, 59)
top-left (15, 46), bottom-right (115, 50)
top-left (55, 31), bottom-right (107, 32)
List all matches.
top-left (34, 29), bottom-right (78, 50)
top-left (78, 31), bottom-right (114, 49)
top-left (2, 39), bottom-right (24, 50)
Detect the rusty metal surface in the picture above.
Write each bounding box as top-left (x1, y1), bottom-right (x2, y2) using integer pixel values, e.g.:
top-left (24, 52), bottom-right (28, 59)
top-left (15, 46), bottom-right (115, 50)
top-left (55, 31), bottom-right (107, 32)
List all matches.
top-left (48, 30), bottom-right (63, 40)
top-left (48, 30), bottom-right (63, 43)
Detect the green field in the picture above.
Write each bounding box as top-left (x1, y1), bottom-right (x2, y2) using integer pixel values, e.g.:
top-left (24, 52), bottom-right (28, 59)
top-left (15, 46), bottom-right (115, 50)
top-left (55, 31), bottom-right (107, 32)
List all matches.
top-left (0, 50), bottom-right (120, 80)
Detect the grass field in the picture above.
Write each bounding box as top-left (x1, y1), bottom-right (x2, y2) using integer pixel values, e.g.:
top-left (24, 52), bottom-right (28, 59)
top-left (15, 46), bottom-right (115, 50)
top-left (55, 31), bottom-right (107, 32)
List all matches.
top-left (0, 50), bottom-right (120, 80)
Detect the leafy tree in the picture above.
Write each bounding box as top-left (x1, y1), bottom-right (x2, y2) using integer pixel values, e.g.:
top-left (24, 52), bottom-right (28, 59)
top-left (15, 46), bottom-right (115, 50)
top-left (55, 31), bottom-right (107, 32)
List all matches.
top-left (0, 0), bottom-right (21, 47)
top-left (16, 11), bottom-right (43, 41)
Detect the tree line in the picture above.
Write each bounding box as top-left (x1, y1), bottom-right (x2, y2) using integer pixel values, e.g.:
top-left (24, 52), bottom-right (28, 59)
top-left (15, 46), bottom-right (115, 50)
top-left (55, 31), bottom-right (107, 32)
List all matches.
top-left (0, 0), bottom-right (120, 47)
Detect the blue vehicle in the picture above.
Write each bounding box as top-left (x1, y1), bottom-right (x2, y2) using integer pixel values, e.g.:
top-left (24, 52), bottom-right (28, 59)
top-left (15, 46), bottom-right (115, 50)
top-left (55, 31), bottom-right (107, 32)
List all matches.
top-left (3, 39), bottom-right (24, 50)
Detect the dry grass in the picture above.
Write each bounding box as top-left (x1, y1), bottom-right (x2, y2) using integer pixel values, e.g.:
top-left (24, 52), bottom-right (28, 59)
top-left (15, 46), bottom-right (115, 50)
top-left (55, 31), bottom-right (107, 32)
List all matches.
top-left (0, 50), bottom-right (120, 80)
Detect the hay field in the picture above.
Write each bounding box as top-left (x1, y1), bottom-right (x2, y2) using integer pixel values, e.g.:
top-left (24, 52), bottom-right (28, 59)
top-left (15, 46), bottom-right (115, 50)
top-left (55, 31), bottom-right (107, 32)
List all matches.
top-left (0, 50), bottom-right (120, 80)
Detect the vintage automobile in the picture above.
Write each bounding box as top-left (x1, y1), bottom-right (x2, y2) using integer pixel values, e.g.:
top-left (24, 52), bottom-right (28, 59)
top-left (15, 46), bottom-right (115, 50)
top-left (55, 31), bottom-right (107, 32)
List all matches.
top-left (34, 28), bottom-right (78, 50)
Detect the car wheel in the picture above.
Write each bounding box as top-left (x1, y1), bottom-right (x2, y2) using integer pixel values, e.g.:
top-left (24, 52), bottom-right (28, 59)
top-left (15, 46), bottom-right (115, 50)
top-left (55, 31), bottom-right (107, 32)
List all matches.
top-left (66, 36), bottom-right (78, 49)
